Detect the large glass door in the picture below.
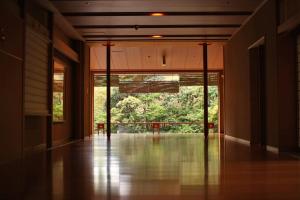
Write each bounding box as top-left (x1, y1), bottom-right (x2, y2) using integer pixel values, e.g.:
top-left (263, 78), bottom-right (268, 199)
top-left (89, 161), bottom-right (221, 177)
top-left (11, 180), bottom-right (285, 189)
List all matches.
top-left (93, 73), bottom-right (220, 135)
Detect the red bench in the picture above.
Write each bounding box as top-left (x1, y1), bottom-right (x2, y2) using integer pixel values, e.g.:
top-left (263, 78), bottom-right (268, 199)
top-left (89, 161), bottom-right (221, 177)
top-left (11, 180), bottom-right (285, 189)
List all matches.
top-left (97, 123), bottom-right (105, 135)
top-left (152, 123), bottom-right (160, 134)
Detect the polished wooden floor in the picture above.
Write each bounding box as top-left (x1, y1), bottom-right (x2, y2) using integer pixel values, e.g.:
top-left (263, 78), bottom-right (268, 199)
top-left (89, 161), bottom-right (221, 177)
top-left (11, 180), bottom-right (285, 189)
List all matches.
top-left (1, 134), bottom-right (300, 200)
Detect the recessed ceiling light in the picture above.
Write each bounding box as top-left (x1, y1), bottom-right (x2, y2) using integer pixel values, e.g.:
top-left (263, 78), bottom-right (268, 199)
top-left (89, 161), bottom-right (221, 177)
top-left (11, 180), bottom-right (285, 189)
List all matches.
top-left (152, 35), bottom-right (163, 38)
top-left (151, 13), bottom-right (165, 16)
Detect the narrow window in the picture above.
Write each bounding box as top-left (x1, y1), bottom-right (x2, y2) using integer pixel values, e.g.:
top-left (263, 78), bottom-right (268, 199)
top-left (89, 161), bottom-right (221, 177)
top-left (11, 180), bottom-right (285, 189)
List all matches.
top-left (53, 61), bottom-right (65, 122)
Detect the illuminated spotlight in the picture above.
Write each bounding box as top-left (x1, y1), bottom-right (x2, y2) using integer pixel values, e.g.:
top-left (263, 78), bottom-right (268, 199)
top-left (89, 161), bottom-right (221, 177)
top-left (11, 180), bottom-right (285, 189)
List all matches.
top-left (152, 35), bottom-right (163, 39)
top-left (151, 13), bottom-right (165, 16)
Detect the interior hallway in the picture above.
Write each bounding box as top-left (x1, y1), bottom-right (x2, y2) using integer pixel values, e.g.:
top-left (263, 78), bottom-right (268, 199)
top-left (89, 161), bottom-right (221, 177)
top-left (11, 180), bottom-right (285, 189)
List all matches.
top-left (1, 134), bottom-right (300, 199)
top-left (1, 0), bottom-right (300, 199)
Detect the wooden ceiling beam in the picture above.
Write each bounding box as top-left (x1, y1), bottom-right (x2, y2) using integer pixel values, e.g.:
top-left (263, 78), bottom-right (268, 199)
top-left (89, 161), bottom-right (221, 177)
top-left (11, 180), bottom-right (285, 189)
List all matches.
top-left (62, 11), bottom-right (252, 17)
top-left (83, 34), bottom-right (231, 38)
top-left (74, 24), bottom-right (241, 29)
top-left (86, 39), bottom-right (228, 42)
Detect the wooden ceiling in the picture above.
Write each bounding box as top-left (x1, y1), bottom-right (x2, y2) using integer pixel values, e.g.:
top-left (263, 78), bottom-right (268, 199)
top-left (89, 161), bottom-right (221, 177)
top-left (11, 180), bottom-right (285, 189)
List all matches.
top-left (90, 41), bottom-right (224, 71)
top-left (51, 0), bottom-right (263, 41)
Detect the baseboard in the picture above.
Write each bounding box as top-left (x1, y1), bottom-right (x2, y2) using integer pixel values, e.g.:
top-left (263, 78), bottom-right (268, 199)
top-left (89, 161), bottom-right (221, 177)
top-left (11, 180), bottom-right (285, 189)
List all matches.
top-left (266, 145), bottom-right (279, 154)
top-left (49, 139), bottom-right (81, 150)
top-left (225, 135), bottom-right (279, 154)
top-left (52, 138), bottom-right (72, 147)
top-left (225, 135), bottom-right (251, 146)
top-left (24, 143), bottom-right (47, 155)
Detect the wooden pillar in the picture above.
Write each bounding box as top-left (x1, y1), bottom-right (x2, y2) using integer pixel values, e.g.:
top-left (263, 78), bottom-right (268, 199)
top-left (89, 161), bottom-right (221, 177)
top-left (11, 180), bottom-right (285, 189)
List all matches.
top-left (202, 43), bottom-right (209, 138)
top-left (218, 72), bottom-right (224, 134)
top-left (46, 12), bottom-right (54, 148)
top-left (77, 40), bottom-right (85, 140)
top-left (90, 72), bottom-right (94, 137)
top-left (82, 44), bottom-right (91, 139)
top-left (106, 42), bottom-right (111, 140)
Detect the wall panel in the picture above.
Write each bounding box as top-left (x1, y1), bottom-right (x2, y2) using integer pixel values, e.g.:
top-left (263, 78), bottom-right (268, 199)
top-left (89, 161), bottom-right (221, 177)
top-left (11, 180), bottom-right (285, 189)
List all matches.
top-left (224, 0), bottom-right (278, 146)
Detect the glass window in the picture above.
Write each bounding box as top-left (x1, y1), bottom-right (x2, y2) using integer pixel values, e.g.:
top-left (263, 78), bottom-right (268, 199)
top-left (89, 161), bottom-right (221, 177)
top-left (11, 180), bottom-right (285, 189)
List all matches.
top-left (53, 66), bottom-right (65, 122)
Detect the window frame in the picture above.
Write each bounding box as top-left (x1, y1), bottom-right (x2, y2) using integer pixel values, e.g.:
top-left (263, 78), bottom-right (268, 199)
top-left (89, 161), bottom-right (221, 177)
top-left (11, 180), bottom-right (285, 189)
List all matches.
top-left (53, 59), bottom-right (66, 123)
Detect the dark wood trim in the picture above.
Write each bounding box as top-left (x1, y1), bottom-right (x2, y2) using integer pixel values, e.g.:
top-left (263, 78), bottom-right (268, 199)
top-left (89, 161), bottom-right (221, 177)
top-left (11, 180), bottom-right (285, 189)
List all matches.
top-left (63, 11), bottom-right (252, 17)
top-left (73, 41), bottom-right (85, 140)
top-left (48, 139), bottom-right (81, 150)
top-left (222, 45), bottom-right (226, 136)
top-left (106, 43), bottom-right (111, 140)
top-left (83, 45), bottom-right (92, 138)
top-left (90, 70), bottom-right (95, 137)
top-left (21, 0), bottom-right (27, 159)
top-left (218, 72), bottom-right (225, 134)
top-left (83, 34), bottom-right (232, 38)
top-left (295, 31), bottom-right (300, 151)
top-left (75, 24), bottom-right (241, 29)
top-left (249, 44), bottom-right (266, 147)
top-left (53, 37), bottom-right (79, 62)
top-left (24, 143), bottom-right (47, 154)
top-left (202, 43), bottom-right (209, 138)
top-left (278, 12), bottom-right (300, 34)
top-left (47, 12), bottom-right (54, 149)
top-left (90, 69), bottom-right (223, 74)
top-left (87, 39), bottom-right (228, 42)
top-left (52, 138), bottom-right (74, 147)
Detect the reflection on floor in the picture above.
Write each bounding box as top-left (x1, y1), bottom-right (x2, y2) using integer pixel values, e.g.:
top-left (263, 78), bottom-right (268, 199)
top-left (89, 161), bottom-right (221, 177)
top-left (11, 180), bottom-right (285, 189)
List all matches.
top-left (1, 134), bottom-right (300, 200)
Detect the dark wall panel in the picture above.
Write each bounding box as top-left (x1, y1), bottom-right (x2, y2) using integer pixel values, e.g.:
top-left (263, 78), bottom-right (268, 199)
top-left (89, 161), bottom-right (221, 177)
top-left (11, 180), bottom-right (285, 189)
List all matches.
top-left (24, 116), bottom-right (47, 150)
top-left (83, 45), bottom-right (91, 137)
top-left (224, 0), bottom-right (278, 146)
top-left (278, 33), bottom-right (298, 151)
top-left (0, 0), bottom-right (23, 164)
top-left (0, 52), bottom-right (23, 163)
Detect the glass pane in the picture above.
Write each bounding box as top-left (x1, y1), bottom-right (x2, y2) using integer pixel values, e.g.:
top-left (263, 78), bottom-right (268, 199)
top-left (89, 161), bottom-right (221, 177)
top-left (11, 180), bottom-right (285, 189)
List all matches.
top-left (53, 72), bottom-right (64, 121)
top-left (93, 73), bottom-right (206, 134)
top-left (208, 72), bottom-right (220, 133)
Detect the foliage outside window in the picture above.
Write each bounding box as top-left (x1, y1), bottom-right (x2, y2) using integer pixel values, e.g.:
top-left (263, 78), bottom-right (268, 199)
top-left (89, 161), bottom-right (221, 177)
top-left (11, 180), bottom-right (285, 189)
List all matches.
top-left (53, 72), bottom-right (65, 121)
top-left (93, 74), bottom-right (219, 133)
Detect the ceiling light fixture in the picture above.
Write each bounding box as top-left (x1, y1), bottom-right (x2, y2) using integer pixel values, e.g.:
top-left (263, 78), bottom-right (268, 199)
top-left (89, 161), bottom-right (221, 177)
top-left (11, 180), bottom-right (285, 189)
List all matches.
top-left (151, 13), bottom-right (165, 16)
top-left (152, 35), bottom-right (163, 39)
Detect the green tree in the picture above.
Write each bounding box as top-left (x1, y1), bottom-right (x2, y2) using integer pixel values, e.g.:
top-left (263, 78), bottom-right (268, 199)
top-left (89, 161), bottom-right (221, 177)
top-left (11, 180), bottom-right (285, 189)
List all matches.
top-left (93, 85), bottom-right (219, 134)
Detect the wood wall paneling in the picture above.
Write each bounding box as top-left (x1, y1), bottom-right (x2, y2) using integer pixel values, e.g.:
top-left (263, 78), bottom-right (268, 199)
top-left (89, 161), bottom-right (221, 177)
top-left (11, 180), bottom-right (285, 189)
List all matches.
top-left (83, 45), bottom-right (91, 137)
top-left (277, 32), bottom-right (298, 151)
top-left (0, 0), bottom-right (23, 164)
top-left (297, 34), bottom-right (300, 148)
top-left (53, 37), bottom-right (79, 62)
top-left (0, 51), bottom-right (23, 163)
top-left (224, 0), bottom-right (278, 146)
top-left (0, 0), bottom-right (23, 59)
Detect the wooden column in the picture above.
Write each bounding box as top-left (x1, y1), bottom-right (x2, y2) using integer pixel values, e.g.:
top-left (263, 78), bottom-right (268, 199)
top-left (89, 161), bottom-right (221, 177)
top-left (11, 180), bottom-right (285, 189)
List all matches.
top-left (106, 42), bottom-right (111, 140)
top-left (218, 72), bottom-right (224, 134)
top-left (90, 72), bottom-right (94, 137)
top-left (47, 12), bottom-right (54, 148)
top-left (202, 43), bottom-right (209, 138)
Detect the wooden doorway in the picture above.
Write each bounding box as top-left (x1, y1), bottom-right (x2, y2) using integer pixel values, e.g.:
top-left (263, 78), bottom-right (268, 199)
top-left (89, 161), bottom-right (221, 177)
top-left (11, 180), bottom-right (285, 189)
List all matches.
top-left (249, 41), bottom-right (266, 147)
